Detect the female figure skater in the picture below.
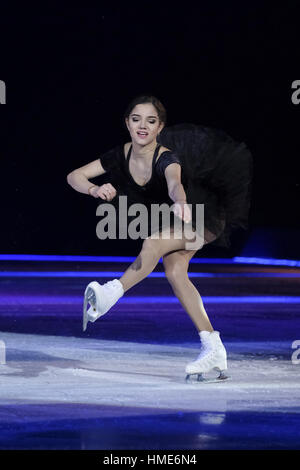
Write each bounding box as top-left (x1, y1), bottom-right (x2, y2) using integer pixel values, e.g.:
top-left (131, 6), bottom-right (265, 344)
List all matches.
top-left (67, 95), bottom-right (252, 382)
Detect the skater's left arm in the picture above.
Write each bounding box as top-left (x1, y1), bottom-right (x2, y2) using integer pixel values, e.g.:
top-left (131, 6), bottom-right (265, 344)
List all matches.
top-left (165, 164), bottom-right (186, 203)
top-left (164, 164), bottom-right (191, 223)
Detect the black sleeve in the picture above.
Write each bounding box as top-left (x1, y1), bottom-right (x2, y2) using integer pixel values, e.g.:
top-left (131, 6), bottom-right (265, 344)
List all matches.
top-left (155, 151), bottom-right (181, 179)
top-left (99, 145), bottom-right (122, 173)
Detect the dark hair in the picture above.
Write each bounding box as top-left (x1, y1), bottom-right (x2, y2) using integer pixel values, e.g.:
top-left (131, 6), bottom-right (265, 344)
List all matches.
top-left (123, 94), bottom-right (167, 125)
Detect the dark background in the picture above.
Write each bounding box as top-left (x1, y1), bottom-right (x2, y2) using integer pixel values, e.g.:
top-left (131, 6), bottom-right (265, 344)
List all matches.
top-left (1, 2), bottom-right (299, 258)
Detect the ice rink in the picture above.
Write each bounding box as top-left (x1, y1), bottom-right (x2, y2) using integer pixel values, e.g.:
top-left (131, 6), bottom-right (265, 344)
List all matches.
top-left (0, 259), bottom-right (299, 449)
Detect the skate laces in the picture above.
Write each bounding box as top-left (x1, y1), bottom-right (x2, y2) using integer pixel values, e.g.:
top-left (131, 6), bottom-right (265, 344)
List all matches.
top-left (195, 339), bottom-right (225, 363)
top-left (194, 337), bottom-right (216, 362)
top-left (196, 345), bottom-right (214, 361)
top-left (110, 280), bottom-right (124, 292)
top-left (104, 280), bottom-right (123, 298)
top-left (105, 281), bottom-right (117, 292)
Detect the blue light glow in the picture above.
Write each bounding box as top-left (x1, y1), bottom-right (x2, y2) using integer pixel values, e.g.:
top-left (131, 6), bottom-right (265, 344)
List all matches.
top-left (1, 295), bottom-right (299, 304)
top-left (0, 254), bottom-right (299, 266)
top-left (118, 296), bottom-right (300, 304)
top-left (0, 271), bottom-right (300, 278)
top-left (234, 256), bottom-right (300, 267)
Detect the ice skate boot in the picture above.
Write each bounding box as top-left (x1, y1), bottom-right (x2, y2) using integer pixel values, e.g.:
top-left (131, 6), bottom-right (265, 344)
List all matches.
top-left (83, 279), bottom-right (124, 332)
top-left (185, 330), bottom-right (229, 383)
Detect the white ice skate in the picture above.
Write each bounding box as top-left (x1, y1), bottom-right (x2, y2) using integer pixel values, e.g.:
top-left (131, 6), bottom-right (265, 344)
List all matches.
top-left (83, 279), bottom-right (124, 332)
top-left (185, 330), bottom-right (229, 383)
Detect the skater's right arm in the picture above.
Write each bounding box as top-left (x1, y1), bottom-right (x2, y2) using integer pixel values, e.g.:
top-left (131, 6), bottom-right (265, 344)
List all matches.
top-left (66, 160), bottom-right (117, 200)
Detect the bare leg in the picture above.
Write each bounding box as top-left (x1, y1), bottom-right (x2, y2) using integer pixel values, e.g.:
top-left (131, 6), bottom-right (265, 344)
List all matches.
top-left (119, 226), bottom-right (202, 292)
top-left (162, 249), bottom-right (213, 332)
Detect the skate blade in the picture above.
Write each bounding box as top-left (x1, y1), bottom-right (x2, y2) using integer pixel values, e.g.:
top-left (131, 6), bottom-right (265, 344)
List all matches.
top-left (83, 287), bottom-right (97, 332)
top-left (83, 295), bottom-right (88, 332)
top-left (185, 371), bottom-right (230, 384)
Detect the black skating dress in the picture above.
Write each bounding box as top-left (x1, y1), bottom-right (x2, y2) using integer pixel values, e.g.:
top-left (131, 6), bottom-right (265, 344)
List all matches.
top-left (97, 123), bottom-right (253, 249)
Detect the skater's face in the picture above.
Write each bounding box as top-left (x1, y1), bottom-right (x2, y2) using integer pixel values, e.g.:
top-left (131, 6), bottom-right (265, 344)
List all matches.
top-left (125, 103), bottom-right (164, 145)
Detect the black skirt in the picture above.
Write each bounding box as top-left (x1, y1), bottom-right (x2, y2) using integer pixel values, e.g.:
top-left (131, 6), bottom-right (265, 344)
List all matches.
top-left (157, 123), bottom-right (253, 248)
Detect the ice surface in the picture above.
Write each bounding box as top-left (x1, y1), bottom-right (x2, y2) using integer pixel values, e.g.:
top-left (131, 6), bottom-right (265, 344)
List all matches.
top-left (0, 332), bottom-right (299, 409)
top-left (0, 264), bottom-right (300, 449)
